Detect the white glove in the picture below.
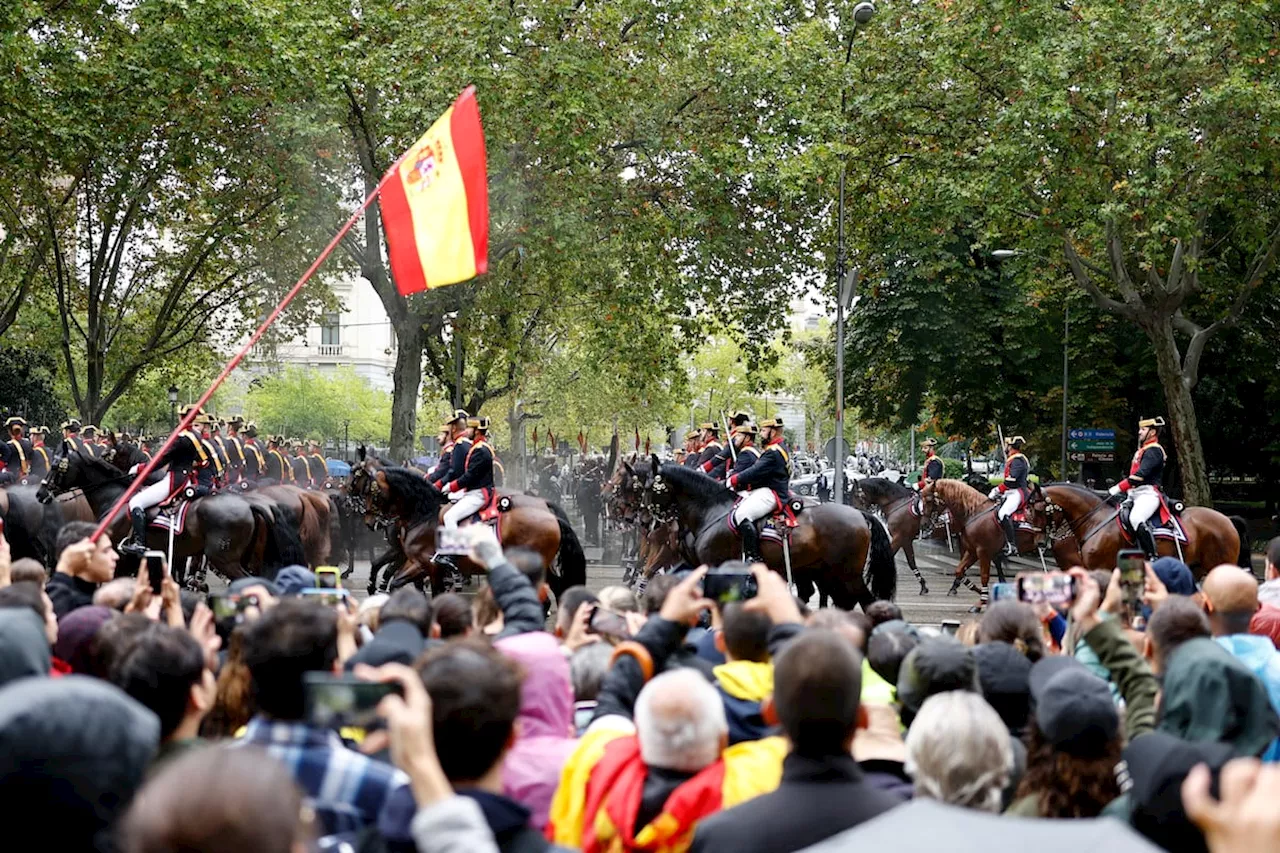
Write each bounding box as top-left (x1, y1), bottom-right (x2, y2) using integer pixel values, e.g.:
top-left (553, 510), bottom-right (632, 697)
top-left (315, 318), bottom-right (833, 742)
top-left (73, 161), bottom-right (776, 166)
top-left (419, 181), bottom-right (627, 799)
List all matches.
top-left (987, 487), bottom-right (1000, 501)
top-left (1108, 484), bottom-right (1122, 497)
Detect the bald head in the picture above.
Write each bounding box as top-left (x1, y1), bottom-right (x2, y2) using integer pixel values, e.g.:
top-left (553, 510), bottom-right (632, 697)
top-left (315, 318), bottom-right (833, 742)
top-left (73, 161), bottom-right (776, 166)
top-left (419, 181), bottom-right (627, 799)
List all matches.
top-left (635, 668), bottom-right (727, 773)
top-left (1202, 564), bottom-right (1259, 637)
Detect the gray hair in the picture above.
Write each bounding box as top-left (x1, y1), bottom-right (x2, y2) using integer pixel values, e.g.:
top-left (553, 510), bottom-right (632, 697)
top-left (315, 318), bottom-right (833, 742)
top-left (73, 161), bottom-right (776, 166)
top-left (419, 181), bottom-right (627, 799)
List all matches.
top-left (635, 668), bottom-right (726, 772)
top-left (597, 585), bottom-right (640, 614)
top-left (904, 692), bottom-right (1012, 813)
top-left (569, 642), bottom-right (613, 702)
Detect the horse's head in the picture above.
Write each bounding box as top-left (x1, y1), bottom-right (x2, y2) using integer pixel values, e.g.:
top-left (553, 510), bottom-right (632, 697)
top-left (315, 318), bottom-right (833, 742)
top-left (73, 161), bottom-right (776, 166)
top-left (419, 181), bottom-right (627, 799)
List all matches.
top-left (37, 440), bottom-right (82, 503)
top-left (606, 454), bottom-right (652, 524)
top-left (640, 455), bottom-right (680, 522)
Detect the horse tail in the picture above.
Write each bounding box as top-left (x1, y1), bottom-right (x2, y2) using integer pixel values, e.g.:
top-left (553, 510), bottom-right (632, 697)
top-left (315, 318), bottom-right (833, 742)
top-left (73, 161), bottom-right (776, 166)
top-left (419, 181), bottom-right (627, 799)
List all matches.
top-left (547, 501), bottom-right (587, 591)
top-left (1230, 515), bottom-right (1252, 569)
top-left (294, 491), bottom-right (324, 566)
top-left (253, 503), bottom-right (305, 578)
top-left (860, 509), bottom-right (897, 601)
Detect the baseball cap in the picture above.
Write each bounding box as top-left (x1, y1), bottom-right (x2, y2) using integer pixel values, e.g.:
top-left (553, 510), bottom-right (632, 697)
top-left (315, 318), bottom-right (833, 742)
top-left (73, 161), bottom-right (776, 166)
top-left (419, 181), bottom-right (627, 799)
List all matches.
top-left (1028, 656), bottom-right (1119, 755)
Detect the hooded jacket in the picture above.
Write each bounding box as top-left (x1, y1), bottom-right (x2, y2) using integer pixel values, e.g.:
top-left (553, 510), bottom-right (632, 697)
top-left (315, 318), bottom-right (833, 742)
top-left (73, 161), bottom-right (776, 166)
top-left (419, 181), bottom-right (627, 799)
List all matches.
top-left (713, 660), bottom-right (775, 745)
top-left (496, 631), bottom-right (579, 830)
top-left (0, 609), bottom-right (51, 685)
top-left (1215, 633), bottom-right (1280, 761)
top-left (1159, 638), bottom-right (1280, 759)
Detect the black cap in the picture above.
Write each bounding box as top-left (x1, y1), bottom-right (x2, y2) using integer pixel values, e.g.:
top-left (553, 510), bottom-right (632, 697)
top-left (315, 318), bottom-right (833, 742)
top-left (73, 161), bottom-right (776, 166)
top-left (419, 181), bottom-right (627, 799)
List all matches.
top-left (896, 638), bottom-right (979, 721)
top-left (1029, 656), bottom-right (1118, 755)
top-left (972, 642), bottom-right (1032, 735)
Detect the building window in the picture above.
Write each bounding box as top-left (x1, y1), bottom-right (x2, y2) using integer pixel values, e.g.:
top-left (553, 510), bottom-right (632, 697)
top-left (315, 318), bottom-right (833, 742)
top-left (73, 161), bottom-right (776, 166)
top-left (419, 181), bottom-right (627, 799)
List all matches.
top-left (319, 313), bottom-right (342, 355)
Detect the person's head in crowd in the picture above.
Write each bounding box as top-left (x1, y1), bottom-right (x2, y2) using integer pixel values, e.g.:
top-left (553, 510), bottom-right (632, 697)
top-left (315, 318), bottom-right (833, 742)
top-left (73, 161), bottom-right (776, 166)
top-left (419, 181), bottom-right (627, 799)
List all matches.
top-left (597, 585), bottom-right (639, 614)
top-left (54, 520), bottom-right (99, 564)
top-left (971, 641), bottom-right (1033, 736)
top-left (94, 577), bottom-right (137, 611)
top-left (867, 624), bottom-right (918, 689)
top-left (227, 576), bottom-right (280, 603)
top-left (1200, 564), bottom-right (1259, 637)
top-left (1122, 731), bottom-right (1231, 853)
top-left (1153, 556), bottom-right (1197, 596)
top-left (0, 675), bottom-right (159, 849)
top-left (635, 667), bottom-right (728, 772)
top-left (113, 624), bottom-right (215, 745)
top-left (977, 601), bottom-right (1045, 662)
top-left (8, 557), bottom-right (47, 585)
top-left (472, 586), bottom-right (502, 634)
top-left (242, 599), bottom-right (338, 721)
top-left (774, 629), bottom-right (864, 757)
top-left (273, 566), bottom-right (317, 597)
top-left (715, 603), bottom-right (771, 663)
top-left (357, 593), bottom-right (388, 634)
top-left (570, 641), bottom-right (611, 703)
top-left (417, 639), bottom-right (524, 786)
top-left (1145, 595), bottom-right (1211, 674)
top-left (1157, 637), bottom-right (1280, 758)
top-left (807, 607), bottom-right (871, 652)
top-left (124, 746), bottom-right (312, 853)
top-left (507, 546), bottom-right (549, 603)
top-left (896, 638), bottom-right (979, 728)
top-left (0, 608), bottom-right (52, 685)
top-left (56, 521), bottom-right (119, 578)
top-left (865, 600), bottom-right (903, 629)
top-left (954, 620), bottom-right (981, 646)
top-left (202, 629), bottom-right (255, 738)
top-left (1016, 656), bottom-right (1121, 817)
top-left (378, 586), bottom-right (431, 636)
top-left (0, 581), bottom-right (57, 646)
top-left (643, 574), bottom-right (682, 614)
top-left (54, 605), bottom-right (114, 675)
top-left (92, 612), bottom-right (154, 680)
top-left (429, 592), bottom-right (474, 639)
top-left (1265, 536), bottom-right (1280, 581)
top-left (905, 691), bottom-right (1012, 813)
top-left (555, 586), bottom-right (598, 640)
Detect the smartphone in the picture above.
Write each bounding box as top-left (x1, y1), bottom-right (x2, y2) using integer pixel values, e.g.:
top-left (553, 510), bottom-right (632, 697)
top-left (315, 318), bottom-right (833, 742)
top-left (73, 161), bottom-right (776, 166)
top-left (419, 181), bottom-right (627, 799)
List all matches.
top-left (1117, 549), bottom-right (1146, 611)
top-left (702, 561), bottom-right (759, 605)
top-left (1016, 572), bottom-right (1077, 607)
top-left (300, 587), bottom-right (350, 607)
top-left (315, 566), bottom-right (341, 589)
top-left (587, 604), bottom-right (631, 640)
top-left (303, 673), bottom-right (403, 731)
top-left (209, 593), bottom-right (239, 621)
top-left (144, 550), bottom-right (168, 594)
top-left (990, 582), bottom-right (1016, 603)
top-left (940, 619), bottom-right (960, 636)
top-left (435, 526), bottom-right (469, 556)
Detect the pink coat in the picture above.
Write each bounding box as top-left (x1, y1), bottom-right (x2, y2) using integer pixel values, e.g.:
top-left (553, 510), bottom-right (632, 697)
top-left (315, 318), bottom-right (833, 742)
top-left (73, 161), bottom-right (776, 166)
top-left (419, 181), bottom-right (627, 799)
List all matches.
top-left (495, 631), bottom-right (578, 829)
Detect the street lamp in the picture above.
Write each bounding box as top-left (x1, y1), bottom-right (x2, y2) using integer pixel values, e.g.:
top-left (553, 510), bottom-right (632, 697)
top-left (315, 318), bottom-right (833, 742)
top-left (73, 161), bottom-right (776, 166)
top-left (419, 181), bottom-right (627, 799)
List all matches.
top-left (833, 1), bottom-right (876, 506)
top-left (167, 384), bottom-right (179, 431)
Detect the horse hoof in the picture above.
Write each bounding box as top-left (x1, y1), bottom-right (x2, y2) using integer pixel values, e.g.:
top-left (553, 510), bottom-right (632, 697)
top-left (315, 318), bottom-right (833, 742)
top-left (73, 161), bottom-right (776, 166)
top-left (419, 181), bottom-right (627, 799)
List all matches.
top-left (919, 582), bottom-right (929, 595)
top-left (968, 603), bottom-right (985, 614)
top-left (947, 587), bottom-right (958, 597)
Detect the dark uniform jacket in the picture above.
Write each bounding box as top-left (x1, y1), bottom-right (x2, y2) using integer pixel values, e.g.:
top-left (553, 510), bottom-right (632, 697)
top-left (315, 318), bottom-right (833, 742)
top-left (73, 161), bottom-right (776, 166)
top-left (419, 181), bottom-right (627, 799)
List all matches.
top-left (428, 440), bottom-right (455, 484)
top-left (28, 442), bottom-right (51, 479)
top-left (265, 448), bottom-right (291, 482)
top-left (682, 450), bottom-right (702, 469)
top-left (155, 430), bottom-right (208, 477)
top-left (1, 437), bottom-right (34, 480)
top-left (921, 454), bottom-right (944, 482)
top-left (450, 438), bottom-right (494, 492)
top-left (1123, 441), bottom-right (1165, 491)
top-left (290, 455), bottom-right (311, 487)
top-left (241, 439), bottom-right (265, 479)
top-left (701, 442), bottom-right (754, 481)
top-left (695, 440), bottom-right (724, 470)
top-left (223, 435), bottom-right (247, 478)
top-left (729, 439), bottom-right (791, 501)
top-left (1000, 452), bottom-right (1029, 494)
top-left (307, 453), bottom-right (328, 486)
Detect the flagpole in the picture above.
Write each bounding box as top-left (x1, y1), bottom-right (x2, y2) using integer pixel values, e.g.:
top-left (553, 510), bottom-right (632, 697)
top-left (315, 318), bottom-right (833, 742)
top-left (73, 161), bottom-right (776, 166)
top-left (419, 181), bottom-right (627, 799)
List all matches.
top-left (91, 167), bottom-right (402, 541)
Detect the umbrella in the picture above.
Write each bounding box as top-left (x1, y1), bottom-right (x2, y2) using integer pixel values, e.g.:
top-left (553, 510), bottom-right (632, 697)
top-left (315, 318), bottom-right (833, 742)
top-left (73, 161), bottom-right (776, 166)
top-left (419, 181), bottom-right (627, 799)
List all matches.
top-left (798, 800), bottom-right (1160, 853)
top-left (327, 458), bottom-right (351, 477)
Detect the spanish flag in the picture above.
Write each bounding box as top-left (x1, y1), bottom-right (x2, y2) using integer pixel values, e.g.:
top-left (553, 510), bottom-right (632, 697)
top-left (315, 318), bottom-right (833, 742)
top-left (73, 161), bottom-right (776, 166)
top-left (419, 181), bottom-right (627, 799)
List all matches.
top-left (381, 86), bottom-right (489, 295)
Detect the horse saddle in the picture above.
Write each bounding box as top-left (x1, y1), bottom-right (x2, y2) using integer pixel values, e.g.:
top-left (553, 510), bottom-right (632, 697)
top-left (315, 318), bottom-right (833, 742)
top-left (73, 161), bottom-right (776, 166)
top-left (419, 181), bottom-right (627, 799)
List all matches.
top-left (446, 489), bottom-right (504, 527)
top-left (146, 500), bottom-right (194, 534)
top-left (1118, 493), bottom-right (1186, 542)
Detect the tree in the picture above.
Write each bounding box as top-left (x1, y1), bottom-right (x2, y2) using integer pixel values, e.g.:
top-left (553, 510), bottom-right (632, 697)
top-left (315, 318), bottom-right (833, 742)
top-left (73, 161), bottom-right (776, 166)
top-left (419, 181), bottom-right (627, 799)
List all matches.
top-left (246, 366), bottom-right (391, 445)
top-left (837, 0), bottom-right (1280, 504)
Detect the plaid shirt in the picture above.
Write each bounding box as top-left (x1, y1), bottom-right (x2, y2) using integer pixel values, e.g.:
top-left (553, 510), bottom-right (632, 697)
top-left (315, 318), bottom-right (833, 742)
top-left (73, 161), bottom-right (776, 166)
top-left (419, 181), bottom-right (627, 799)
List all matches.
top-left (233, 717), bottom-right (409, 836)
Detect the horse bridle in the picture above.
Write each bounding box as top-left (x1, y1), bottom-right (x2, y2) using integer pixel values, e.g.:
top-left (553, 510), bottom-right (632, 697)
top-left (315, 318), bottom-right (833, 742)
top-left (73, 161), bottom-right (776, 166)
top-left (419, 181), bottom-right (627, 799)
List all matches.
top-left (1043, 493), bottom-right (1116, 546)
top-left (641, 472), bottom-right (678, 524)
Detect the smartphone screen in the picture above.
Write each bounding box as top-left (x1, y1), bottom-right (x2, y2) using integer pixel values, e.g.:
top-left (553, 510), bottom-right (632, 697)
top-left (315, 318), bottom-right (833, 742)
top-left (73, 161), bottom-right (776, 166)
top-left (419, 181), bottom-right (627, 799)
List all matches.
top-left (1016, 572), bottom-right (1076, 606)
top-left (303, 673), bottom-right (402, 731)
top-left (315, 567), bottom-right (340, 589)
top-left (208, 593), bottom-right (239, 621)
top-left (1117, 549), bottom-right (1145, 610)
top-left (990, 582), bottom-right (1016, 603)
top-left (436, 526), bottom-right (469, 555)
top-left (300, 588), bottom-right (350, 607)
top-left (940, 620), bottom-right (960, 636)
top-left (145, 550), bottom-right (168, 594)
top-left (702, 572), bottom-right (758, 605)
top-left (587, 605), bottom-right (631, 639)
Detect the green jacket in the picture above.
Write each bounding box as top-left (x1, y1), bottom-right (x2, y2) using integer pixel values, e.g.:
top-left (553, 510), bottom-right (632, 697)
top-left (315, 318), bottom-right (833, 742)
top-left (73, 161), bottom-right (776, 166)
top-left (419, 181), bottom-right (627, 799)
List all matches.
top-left (1082, 618), bottom-right (1158, 742)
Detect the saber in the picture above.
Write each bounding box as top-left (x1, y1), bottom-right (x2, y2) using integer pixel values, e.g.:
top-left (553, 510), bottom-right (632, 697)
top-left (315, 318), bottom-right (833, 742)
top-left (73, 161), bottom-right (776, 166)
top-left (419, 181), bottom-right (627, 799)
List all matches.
top-left (721, 411), bottom-right (737, 462)
top-left (91, 168), bottom-right (401, 541)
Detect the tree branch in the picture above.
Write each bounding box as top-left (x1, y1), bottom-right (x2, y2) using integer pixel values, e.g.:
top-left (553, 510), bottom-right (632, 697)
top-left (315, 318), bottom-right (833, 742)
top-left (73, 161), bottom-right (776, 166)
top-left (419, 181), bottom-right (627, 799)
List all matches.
top-left (1061, 233), bottom-right (1138, 321)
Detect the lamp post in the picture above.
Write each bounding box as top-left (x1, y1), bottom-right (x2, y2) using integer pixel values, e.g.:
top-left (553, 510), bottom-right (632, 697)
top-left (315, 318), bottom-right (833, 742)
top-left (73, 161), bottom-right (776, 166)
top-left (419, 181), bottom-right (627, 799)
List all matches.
top-left (167, 384), bottom-right (179, 431)
top-left (832, 1), bottom-right (876, 507)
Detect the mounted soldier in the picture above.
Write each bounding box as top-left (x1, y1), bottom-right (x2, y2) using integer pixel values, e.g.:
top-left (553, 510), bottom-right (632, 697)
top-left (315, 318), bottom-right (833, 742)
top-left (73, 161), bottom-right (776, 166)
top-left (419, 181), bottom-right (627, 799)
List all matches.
top-left (681, 431), bottom-right (701, 468)
top-left (694, 423), bottom-right (723, 470)
top-left (195, 418), bottom-right (228, 488)
top-left (912, 437), bottom-right (945, 513)
top-left (223, 417), bottom-right (248, 484)
top-left (240, 423), bottom-right (265, 481)
top-left (289, 440), bottom-right (312, 488)
top-left (264, 435), bottom-right (292, 483)
top-left (988, 434), bottom-right (1030, 556)
top-left (306, 439), bottom-right (328, 487)
top-left (123, 406), bottom-right (215, 554)
top-left (726, 417), bottom-right (791, 562)
top-left (1109, 415), bottom-right (1168, 560)
top-left (61, 419), bottom-right (86, 455)
top-left (136, 436), bottom-right (154, 464)
top-left (80, 424), bottom-right (102, 458)
top-left (442, 416), bottom-right (495, 529)
top-left (28, 424), bottom-right (52, 480)
top-left (428, 410), bottom-right (468, 486)
top-left (0, 416), bottom-right (34, 485)
top-left (701, 418), bottom-right (760, 482)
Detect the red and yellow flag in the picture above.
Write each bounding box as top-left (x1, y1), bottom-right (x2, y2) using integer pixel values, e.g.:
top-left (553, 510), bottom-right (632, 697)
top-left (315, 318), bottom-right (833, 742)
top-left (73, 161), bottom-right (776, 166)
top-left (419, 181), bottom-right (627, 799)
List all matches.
top-left (381, 86), bottom-right (489, 295)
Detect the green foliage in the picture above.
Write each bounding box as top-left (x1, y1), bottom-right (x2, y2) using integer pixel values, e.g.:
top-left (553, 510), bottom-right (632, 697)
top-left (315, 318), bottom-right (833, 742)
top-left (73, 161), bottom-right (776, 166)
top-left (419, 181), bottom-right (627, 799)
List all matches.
top-left (245, 366), bottom-right (391, 445)
top-left (0, 345), bottom-right (64, 428)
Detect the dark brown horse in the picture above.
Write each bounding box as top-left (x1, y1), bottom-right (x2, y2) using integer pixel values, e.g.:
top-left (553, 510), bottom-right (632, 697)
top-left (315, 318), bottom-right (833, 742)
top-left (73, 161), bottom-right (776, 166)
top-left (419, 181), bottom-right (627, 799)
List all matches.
top-left (367, 466), bottom-right (586, 597)
top-left (1041, 483), bottom-right (1245, 577)
top-left (0, 483), bottom-right (95, 566)
top-left (855, 477), bottom-right (932, 595)
top-left (921, 479), bottom-right (1073, 611)
top-left (636, 458), bottom-right (896, 611)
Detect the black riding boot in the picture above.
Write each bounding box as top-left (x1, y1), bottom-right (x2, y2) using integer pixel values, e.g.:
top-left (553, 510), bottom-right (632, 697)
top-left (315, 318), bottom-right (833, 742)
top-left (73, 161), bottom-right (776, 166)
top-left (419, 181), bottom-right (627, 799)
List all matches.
top-left (1135, 523), bottom-right (1158, 561)
top-left (1000, 516), bottom-right (1019, 556)
top-left (123, 508), bottom-right (148, 554)
top-left (433, 553), bottom-right (464, 590)
top-left (738, 523), bottom-right (763, 563)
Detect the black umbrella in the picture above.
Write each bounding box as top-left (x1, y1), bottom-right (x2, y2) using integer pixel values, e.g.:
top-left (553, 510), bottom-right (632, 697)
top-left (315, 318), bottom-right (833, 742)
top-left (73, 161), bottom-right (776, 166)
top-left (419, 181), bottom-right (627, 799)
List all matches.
top-left (799, 800), bottom-right (1161, 853)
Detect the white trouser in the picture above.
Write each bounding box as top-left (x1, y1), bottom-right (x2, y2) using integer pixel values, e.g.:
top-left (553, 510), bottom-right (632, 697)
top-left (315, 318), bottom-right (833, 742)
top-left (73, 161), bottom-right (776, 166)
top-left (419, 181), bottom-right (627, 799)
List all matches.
top-left (732, 488), bottom-right (779, 526)
top-left (1129, 485), bottom-right (1161, 528)
top-left (997, 489), bottom-right (1025, 521)
top-left (443, 490), bottom-right (487, 529)
top-left (128, 473), bottom-right (176, 513)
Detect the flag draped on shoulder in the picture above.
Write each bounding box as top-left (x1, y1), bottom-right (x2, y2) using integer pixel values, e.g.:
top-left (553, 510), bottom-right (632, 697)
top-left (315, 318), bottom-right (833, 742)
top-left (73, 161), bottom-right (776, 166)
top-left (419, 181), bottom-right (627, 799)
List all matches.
top-left (381, 86), bottom-right (489, 295)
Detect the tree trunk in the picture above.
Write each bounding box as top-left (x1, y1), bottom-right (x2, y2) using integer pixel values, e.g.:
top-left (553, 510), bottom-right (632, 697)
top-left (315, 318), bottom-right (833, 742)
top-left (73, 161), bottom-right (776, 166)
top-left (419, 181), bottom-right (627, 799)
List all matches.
top-left (1147, 317), bottom-right (1213, 507)
top-left (389, 321), bottom-right (424, 462)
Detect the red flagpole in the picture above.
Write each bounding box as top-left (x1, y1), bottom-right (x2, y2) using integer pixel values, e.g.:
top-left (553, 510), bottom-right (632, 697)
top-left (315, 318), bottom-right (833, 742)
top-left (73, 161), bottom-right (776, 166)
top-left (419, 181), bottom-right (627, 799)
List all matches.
top-left (91, 170), bottom-right (400, 541)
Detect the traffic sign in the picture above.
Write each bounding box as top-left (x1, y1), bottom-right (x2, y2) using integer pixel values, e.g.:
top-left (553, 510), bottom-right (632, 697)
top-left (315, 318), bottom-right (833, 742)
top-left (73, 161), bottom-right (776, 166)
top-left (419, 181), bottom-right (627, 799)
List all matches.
top-left (1069, 452), bottom-right (1116, 463)
top-left (1068, 428), bottom-right (1116, 441)
top-left (1068, 439), bottom-right (1115, 452)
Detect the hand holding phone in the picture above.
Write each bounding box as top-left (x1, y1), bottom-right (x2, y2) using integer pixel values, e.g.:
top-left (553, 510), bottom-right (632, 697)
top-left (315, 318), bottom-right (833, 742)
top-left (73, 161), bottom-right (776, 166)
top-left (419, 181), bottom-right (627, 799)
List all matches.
top-left (1117, 549), bottom-right (1145, 613)
top-left (435, 526), bottom-right (469, 556)
top-left (144, 550), bottom-right (169, 595)
top-left (586, 604), bottom-right (631, 640)
top-left (304, 672), bottom-right (403, 731)
top-left (316, 566), bottom-right (341, 589)
top-left (1016, 572), bottom-right (1076, 607)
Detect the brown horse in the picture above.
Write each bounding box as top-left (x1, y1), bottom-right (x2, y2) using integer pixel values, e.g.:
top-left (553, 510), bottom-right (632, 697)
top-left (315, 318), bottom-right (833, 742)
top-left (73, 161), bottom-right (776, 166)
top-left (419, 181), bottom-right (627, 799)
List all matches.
top-left (921, 479), bottom-right (1070, 612)
top-left (368, 466), bottom-right (585, 597)
top-left (636, 459), bottom-right (896, 611)
top-left (854, 477), bottom-right (933, 595)
top-left (1041, 483), bottom-right (1245, 577)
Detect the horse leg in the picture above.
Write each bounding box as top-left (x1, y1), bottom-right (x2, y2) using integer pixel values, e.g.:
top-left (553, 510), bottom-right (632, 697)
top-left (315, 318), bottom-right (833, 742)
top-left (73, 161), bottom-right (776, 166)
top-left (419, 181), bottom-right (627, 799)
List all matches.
top-left (948, 548), bottom-right (978, 596)
top-left (900, 535), bottom-right (928, 595)
top-left (795, 576), bottom-right (816, 609)
top-left (970, 554), bottom-right (991, 613)
top-left (994, 551), bottom-right (1007, 584)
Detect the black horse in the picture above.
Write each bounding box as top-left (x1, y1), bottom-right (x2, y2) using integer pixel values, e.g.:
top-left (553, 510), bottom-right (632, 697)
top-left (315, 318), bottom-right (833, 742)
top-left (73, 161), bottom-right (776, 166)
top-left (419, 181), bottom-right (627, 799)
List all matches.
top-left (855, 477), bottom-right (931, 595)
top-left (637, 458), bottom-right (896, 611)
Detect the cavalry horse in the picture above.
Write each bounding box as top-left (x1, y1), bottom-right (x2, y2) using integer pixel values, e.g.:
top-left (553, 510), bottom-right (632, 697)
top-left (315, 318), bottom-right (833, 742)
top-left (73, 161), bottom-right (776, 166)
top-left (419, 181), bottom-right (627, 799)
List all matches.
top-left (920, 478), bottom-right (1074, 612)
top-left (37, 443), bottom-right (285, 584)
top-left (0, 483), bottom-right (95, 566)
top-left (854, 478), bottom-right (932, 595)
top-left (635, 458), bottom-right (896, 611)
top-left (1041, 482), bottom-right (1247, 576)
top-left (363, 465), bottom-right (587, 598)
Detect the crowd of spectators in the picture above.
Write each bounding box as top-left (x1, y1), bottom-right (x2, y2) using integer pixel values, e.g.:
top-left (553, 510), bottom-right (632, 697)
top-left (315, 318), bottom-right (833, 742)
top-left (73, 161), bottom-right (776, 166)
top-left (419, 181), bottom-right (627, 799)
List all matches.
top-left (4, 521), bottom-right (1280, 853)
